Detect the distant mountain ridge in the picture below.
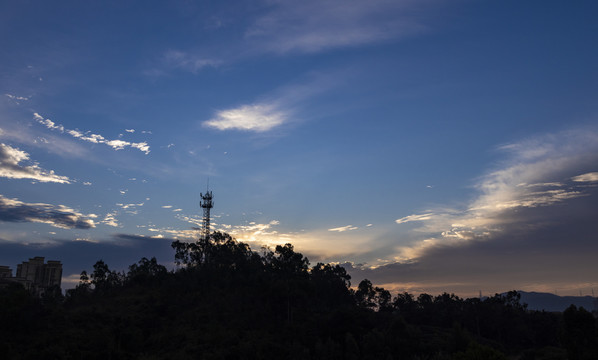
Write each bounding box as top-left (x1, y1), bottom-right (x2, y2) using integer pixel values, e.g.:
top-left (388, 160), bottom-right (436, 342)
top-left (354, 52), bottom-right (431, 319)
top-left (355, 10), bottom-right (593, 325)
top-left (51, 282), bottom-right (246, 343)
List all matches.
top-left (515, 291), bottom-right (598, 312)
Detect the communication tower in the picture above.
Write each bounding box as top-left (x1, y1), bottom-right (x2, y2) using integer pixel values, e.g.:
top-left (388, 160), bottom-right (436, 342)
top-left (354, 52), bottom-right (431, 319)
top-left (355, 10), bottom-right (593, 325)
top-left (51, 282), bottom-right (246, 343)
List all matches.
top-left (200, 189), bottom-right (213, 240)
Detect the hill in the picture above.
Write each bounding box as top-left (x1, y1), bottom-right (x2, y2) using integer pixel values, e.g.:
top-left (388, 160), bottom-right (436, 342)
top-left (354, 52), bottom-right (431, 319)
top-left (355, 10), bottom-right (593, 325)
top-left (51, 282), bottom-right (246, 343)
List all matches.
top-left (518, 291), bottom-right (598, 312)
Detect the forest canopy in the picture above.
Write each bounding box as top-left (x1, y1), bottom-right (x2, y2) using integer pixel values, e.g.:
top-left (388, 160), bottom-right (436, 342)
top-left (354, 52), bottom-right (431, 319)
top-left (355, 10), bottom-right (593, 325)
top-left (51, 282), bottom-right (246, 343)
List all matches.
top-left (1, 231), bottom-right (596, 359)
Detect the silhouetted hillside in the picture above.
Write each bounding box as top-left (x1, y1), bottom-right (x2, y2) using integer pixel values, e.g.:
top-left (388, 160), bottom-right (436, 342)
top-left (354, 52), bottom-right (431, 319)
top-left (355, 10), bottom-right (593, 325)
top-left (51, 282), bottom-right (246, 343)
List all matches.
top-left (517, 291), bottom-right (598, 312)
top-left (1, 232), bottom-right (596, 359)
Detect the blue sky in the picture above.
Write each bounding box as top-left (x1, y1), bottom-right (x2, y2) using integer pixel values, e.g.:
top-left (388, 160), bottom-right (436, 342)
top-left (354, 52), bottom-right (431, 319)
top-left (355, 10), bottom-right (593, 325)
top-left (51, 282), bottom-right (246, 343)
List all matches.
top-left (1, 0), bottom-right (597, 296)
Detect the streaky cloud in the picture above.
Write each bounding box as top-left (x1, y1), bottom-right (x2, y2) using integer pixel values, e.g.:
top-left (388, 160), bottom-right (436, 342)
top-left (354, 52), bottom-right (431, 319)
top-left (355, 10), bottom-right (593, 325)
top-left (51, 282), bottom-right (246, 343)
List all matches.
top-left (395, 213), bottom-right (433, 224)
top-left (0, 194), bottom-right (95, 229)
top-left (163, 50), bottom-right (221, 73)
top-left (572, 172), bottom-right (598, 182)
top-left (4, 94), bottom-right (29, 101)
top-left (33, 112), bottom-right (150, 154)
top-left (245, 0), bottom-right (427, 54)
top-left (328, 225), bottom-right (358, 232)
top-left (112, 233), bottom-right (176, 243)
top-left (0, 143), bottom-right (70, 183)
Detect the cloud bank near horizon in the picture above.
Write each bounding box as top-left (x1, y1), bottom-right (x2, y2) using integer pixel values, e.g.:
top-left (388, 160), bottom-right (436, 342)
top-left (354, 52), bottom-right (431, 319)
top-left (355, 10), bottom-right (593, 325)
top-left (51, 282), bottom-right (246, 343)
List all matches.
top-left (350, 128), bottom-right (598, 295)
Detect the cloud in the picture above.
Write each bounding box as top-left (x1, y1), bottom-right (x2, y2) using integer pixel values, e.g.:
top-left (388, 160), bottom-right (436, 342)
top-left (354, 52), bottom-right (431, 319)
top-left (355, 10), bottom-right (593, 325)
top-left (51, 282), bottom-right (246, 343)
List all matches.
top-left (101, 211), bottom-right (119, 227)
top-left (203, 103), bottom-right (287, 132)
top-left (5, 94), bottom-right (29, 103)
top-left (112, 233), bottom-right (176, 243)
top-left (245, 0), bottom-right (427, 54)
top-left (572, 172), bottom-right (598, 182)
top-left (209, 219), bottom-right (288, 246)
top-left (163, 50), bottom-right (221, 73)
top-left (115, 202), bottom-right (144, 215)
top-left (395, 213), bottom-right (434, 224)
top-left (351, 127), bottom-right (598, 295)
top-left (328, 225), bottom-right (358, 232)
top-left (399, 128), bottom-right (598, 259)
top-left (0, 121), bottom-right (91, 160)
top-left (0, 143), bottom-right (71, 183)
top-left (0, 194), bottom-right (96, 229)
top-left (33, 113), bottom-right (150, 154)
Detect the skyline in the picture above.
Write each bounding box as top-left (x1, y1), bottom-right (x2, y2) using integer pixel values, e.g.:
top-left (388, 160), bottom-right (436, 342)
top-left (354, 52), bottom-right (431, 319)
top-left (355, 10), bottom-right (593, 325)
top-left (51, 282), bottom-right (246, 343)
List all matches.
top-left (1, 0), bottom-right (598, 297)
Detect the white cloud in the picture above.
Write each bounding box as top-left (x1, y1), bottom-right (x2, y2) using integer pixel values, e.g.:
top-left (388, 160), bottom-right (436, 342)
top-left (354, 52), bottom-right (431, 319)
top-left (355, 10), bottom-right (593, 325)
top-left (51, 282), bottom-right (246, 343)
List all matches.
top-left (33, 112), bottom-right (150, 154)
top-left (101, 211), bottom-right (119, 227)
top-left (5, 93), bottom-right (29, 102)
top-left (572, 172), bottom-right (598, 182)
top-left (203, 103), bottom-right (287, 132)
top-left (116, 202), bottom-right (143, 215)
top-left (395, 213), bottom-right (434, 224)
top-left (34, 113), bottom-right (65, 132)
top-left (0, 143), bottom-right (71, 183)
top-left (328, 225), bottom-right (358, 232)
top-left (125, 129), bottom-right (135, 133)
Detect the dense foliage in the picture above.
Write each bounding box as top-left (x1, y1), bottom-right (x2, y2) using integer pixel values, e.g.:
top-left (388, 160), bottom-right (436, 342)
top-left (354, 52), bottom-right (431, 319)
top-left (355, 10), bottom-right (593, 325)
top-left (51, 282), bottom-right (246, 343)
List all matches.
top-left (1, 232), bottom-right (596, 359)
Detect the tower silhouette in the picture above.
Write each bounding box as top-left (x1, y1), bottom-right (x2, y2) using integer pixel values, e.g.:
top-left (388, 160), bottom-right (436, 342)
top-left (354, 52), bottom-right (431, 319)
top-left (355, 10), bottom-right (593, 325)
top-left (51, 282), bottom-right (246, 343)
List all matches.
top-left (200, 189), bottom-right (213, 240)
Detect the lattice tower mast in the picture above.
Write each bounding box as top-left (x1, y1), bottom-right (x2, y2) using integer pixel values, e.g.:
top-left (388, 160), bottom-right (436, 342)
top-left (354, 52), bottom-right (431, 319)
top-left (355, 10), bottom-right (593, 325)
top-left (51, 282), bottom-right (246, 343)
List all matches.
top-left (200, 190), bottom-right (213, 240)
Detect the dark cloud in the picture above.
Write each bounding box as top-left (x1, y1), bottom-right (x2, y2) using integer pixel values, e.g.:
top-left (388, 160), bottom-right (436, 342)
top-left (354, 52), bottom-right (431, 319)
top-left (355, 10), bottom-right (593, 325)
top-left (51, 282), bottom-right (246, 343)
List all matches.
top-left (348, 187), bottom-right (598, 296)
top-left (0, 194), bottom-right (95, 229)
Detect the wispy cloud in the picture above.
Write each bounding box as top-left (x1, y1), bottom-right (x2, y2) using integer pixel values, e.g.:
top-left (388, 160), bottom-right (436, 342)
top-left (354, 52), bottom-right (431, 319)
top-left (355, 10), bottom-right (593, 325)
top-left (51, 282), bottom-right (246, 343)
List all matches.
top-left (0, 143), bottom-right (70, 183)
top-left (0, 194), bottom-right (96, 229)
top-left (328, 225), bottom-right (358, 232)
top-left (163, 50), bottom-right (221, 73)
top-left (245, 0), bottom-right (427, 54)
top-left (395, 213), bottom-right (434, 224)
top-left (33, 113), bottom-right (150, 154)
top-left (203, 103), bottom-right (287, 132)
top-left (115, 202), bottom-right (144, 215)
top-left (4, 94), bottom-right (29, 103)
top-left (202, 72), bottom-right (336, 133)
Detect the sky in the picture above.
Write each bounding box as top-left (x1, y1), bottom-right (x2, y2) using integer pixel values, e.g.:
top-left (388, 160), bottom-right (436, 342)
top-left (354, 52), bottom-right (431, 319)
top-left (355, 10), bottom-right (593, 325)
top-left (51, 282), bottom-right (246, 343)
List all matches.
top-left (1, 0), bottom-right (597, 297)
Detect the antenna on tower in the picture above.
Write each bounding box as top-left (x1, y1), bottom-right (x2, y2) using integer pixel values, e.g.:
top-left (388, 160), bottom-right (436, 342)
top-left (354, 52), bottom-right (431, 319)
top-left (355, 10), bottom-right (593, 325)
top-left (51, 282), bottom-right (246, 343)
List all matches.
top-left (199, 181), bottom-right (213, 241)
